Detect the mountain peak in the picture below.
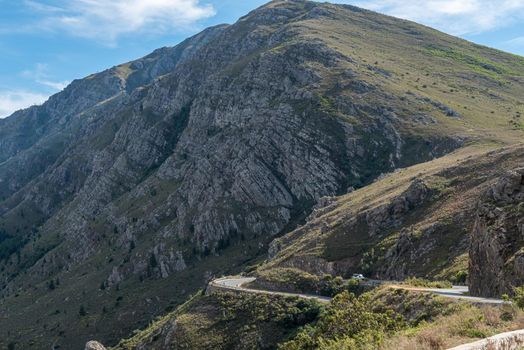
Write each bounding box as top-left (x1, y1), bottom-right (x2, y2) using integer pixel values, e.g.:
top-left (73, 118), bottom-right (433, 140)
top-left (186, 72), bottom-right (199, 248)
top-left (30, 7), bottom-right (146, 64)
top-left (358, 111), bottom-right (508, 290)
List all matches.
top-left (239, 0), bottom-right (318, 23)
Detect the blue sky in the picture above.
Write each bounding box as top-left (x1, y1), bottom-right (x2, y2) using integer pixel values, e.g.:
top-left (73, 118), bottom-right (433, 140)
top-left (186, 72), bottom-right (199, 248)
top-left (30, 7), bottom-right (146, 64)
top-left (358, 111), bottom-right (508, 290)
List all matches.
top-left (1, 0), bottom-right (523, 117)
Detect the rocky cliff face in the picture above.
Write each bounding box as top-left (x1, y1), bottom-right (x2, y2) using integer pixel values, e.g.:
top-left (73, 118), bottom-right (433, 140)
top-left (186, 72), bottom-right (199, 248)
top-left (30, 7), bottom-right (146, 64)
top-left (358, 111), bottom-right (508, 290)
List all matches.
top-left (1, 0), bottom-right (524, 348)
top-left (469, 168), bottom-right (524, 297)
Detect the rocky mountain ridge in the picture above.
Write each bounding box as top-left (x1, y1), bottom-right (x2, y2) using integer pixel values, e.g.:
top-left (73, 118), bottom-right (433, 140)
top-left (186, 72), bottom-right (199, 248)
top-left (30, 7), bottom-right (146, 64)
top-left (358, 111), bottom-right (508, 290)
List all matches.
top-left (1, 0), bottom-right (524, 348)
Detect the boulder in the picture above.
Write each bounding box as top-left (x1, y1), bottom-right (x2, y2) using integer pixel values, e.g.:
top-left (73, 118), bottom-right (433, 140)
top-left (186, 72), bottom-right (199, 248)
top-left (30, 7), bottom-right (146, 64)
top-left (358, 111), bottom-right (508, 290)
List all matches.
top-left (85, 341), bottom-right (107, 350)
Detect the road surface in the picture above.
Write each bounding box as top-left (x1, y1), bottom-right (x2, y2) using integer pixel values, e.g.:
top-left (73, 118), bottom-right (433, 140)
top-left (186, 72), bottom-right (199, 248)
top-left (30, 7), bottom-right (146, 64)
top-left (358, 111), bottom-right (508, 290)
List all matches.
top-left (388, 285), bottom-right (506, 304)
top-left (209, 276), bottom-right (332, 302)
top-left (209, 277), bottom-right (506, 304)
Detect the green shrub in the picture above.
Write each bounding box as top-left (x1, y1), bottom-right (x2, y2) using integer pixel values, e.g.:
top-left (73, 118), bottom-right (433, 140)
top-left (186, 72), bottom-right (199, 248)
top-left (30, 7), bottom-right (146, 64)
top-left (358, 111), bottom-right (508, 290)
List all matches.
top-left (511, 286), bottom-right (524, 309)
top-left (346, 278), bottom-right (367, 295)
top-left (279, 291), bottom-right (405, 350)
top-left (404, 277), bottom-right (452, 289)
top-left (500, 304), bottom-right (517, 321)
top-left (452, 271), bottom-right (468, 285)
top-left (456, 315), bottom-right (488, 338)
top-left (79, 305), bottom-right (87, 317)
top-left (255, 268), bottom-right (370, 297)
top-left (318, 275), bottom-right (346, 296)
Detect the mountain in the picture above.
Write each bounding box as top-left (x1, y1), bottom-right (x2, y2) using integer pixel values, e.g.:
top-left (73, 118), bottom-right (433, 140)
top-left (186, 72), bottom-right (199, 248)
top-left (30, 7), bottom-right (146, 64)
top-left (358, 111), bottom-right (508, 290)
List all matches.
top-left (1, 0), bottom-right (524, 349)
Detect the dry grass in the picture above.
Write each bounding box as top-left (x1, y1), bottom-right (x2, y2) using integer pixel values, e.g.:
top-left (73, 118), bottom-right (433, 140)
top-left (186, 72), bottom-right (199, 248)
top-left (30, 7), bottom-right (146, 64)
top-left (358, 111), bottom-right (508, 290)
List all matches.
top-left (383, 304), bottom-right (524, 350)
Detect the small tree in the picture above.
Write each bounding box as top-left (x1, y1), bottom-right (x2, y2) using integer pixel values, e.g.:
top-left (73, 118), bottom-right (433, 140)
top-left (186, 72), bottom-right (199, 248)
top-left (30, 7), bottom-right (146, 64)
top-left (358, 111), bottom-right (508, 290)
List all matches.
top-left (79, 305), bottom-right (87, 317)
top-left (512, 286), bottom-right (524, 309)
top-left (149, 253), bottom-right (158, 268)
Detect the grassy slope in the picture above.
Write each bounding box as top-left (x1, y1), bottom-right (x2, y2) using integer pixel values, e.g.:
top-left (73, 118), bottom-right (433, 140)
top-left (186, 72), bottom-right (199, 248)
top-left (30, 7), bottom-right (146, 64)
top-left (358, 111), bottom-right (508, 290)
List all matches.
top-left (299, 2), bottom-right (524, 146)
top-left (262, 144), bottom-right (524, 281)
top-left (381, 290), bottom-right (524, 349)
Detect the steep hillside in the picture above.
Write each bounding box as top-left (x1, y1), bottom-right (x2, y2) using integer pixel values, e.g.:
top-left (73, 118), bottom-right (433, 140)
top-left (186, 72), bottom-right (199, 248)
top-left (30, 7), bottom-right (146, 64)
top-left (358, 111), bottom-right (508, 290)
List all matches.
top-left (1, 0), bottom-right (524, 348)
top-left (262, 144), bottom-right (524, 283)
top-left (112, 291), bottom-right (321, 350)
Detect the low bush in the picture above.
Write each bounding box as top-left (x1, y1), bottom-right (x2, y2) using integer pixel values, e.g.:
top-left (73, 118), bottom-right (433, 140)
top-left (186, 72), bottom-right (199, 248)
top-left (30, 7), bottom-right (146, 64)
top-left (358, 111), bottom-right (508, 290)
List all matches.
top-left (404, 277), bottom-right (452, 289)
top-left (511, 286), bottom-right (524, 309)
top-left (252, 268), bottom-right (370, 297)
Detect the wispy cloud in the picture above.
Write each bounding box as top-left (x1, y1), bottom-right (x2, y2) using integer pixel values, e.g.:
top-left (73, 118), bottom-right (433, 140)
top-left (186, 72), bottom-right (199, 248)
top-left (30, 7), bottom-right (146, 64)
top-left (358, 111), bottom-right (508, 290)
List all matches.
top-left (0, 90), bottom-right (48, 118)
top-left (38, 80), bottom-right (69, 90)
top-left (27, 0), bottom-right (216, 45)
top-left (23, 0), bottom-right (65, 14)
top-left (507, 36), bottom-right (524, 46)
top-left (349, 0), bottom-right (524, 35)
top-left (21, 63), bottom-right (70, 91)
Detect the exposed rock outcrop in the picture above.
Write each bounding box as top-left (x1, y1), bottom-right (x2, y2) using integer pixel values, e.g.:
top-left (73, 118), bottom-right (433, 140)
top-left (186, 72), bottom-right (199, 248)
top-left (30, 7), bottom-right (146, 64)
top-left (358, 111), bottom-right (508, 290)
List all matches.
top-left (85, 341), bottom-right (107, 350)
top-left (469, 168), bottom-right (524, 297)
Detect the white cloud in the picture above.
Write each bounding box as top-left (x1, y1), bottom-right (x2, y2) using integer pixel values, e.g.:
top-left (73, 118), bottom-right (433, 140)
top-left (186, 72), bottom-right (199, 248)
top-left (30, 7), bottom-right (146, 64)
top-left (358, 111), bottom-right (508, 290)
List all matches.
top-left (348, 0), bottom-right (524, 35)
top-left (21, 63), bottom-right (70, 91)
top-left (28, 0), bottom-right (216, 45)
top-left (0, 91), bottom-right (49, 118)
top-left (38, 80), bottom-right (69, 90)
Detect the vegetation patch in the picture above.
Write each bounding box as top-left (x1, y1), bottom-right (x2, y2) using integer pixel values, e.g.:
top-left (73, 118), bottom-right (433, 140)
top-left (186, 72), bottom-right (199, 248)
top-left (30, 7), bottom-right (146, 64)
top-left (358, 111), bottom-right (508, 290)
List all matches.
top-left (250, 268), bottom-right (369, 297)
top-left (403, 277), bottom-right (453, 289)
top-left (281, 286), bottom-right (524, 350)
top-left (113, 291), bottom-right (322, 350)
top-left (278, 290), bottom-right (405, 350)
top-left (426, 46), bottom-right (509, 77)
top-left (383, 302), bottom-right (524, 350)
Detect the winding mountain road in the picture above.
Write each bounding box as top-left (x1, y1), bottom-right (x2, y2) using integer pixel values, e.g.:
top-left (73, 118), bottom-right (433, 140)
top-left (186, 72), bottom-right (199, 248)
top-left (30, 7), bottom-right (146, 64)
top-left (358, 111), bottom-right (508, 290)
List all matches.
top-left (209, 278), bottom-right (510, 349)
top-left (209, 276), bottom-right (506, 304)
top-left (209, 276), bottom-right (332, 302)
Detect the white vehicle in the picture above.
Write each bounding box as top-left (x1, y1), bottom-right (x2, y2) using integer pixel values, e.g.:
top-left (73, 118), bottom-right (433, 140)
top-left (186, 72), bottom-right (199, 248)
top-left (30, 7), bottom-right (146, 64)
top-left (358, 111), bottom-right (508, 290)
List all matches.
top-left (351, 273), bottom-right (365, 280)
